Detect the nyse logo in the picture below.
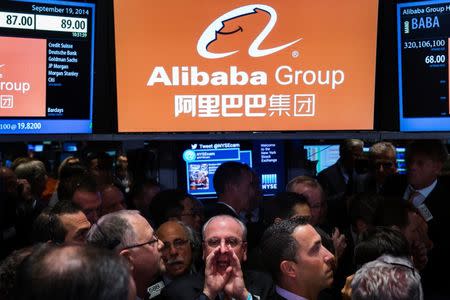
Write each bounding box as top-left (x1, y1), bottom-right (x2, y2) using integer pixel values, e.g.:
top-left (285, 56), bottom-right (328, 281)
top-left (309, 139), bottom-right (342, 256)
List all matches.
top-left (197, 4), bottom-right (301, 59)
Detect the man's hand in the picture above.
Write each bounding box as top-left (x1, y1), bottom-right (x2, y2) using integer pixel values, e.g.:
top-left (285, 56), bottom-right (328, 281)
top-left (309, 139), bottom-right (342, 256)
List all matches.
top-left (203, 247), bottom-right (232, 300)
top-left (223, 249), bottom-right (248, 300)
top-left (332, 227), bottom-right (347, 259)
top-left (341, 274), bottom-right (354, 300)
top-left (411, 240), bottom-right (428, 271)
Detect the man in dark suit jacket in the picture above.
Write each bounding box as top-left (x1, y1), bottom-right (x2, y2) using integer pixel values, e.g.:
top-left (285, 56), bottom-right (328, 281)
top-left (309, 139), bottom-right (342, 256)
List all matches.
top-left (162, 215), bottom-right (275, 300)
top-left (355, 141), bottom-right (398, 194)
top-left (260, 217), bottom-right (335, 300)
top-left (317, 139), bottom-right (363, 229)
top-left (204, 161), bottom-right (257, 220)
top-left (383, 140), bottom-right (450, 299)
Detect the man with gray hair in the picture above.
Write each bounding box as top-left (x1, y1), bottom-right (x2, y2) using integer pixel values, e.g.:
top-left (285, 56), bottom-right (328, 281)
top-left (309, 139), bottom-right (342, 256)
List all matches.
top-left (13, 159), bottom-right (48, 247)
top-left (14, 159), bottom-right (47, 204)
top-left (86, 210), bottom-right (164, 300)
top-left (162, 215), bottom-right (274, 300)
top-left (351, 254), bottom-right (423, 300)
top-left (156, 221), bottom-right (200, 284)
top-left (356, 141), bottom-right (397, 194)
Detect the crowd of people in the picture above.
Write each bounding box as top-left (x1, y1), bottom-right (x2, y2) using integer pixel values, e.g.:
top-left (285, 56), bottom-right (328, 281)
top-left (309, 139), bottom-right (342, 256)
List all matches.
top-left (1, 139), bottom-right (449, 300)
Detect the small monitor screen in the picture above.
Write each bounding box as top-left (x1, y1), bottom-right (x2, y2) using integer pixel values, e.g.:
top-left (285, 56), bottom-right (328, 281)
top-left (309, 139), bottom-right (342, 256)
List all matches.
top-left (181, 141), bottom-right (285, 198)
top-left (63, 142), bottom-right (77, 152)
top-left (397, 0), bottom-right (450, 131)
top-left (28, 144), bottom-right (43, 152)
top-left (0, 0), bottom-right (95, 134)
top-left (304, 144), bottom-right (340, 174)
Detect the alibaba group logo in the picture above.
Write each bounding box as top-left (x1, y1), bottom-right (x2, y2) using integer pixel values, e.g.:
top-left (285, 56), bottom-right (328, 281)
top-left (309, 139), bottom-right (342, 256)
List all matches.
top-left (197, 4), bottom-right (302, 59)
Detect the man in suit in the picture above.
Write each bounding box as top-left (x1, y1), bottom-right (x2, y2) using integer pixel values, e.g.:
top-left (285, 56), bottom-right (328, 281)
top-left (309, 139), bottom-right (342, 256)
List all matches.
top-left (162, 215), bottom-right (274, 300)
top-left (260, 217), bottom-right (335, 300)
top-left (317, 139), bottom-right (363, 229)
top-left (355, 141), bottom-right (398, 194)
top-left (156, 221), bottom-right (196, 284)
top-left (86, 210), bottom-right (165, 300)
top-left (205, 162), bottom-right (257, 220)
top-left (383, 139), bottom-right (450, 299)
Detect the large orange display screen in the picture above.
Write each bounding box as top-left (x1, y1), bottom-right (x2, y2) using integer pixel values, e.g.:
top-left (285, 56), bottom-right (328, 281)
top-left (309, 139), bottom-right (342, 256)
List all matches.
top-left (114, 0), bottom-right (378, 132)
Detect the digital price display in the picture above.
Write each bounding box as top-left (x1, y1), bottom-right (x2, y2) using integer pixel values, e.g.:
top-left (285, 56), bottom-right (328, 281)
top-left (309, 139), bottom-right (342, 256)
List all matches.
top-left (0, 0), bottom-right (95, 134)
top-left (398, 0), bottom-right (450, 131)
top-left (182, 141), bottom-right (285, 198)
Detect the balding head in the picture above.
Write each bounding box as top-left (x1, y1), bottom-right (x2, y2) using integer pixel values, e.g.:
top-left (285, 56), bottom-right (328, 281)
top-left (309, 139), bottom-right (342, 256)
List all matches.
top-left (86, 210), bottom-right (163, 299)
top-left (15, 244), bottom-right (134, 300)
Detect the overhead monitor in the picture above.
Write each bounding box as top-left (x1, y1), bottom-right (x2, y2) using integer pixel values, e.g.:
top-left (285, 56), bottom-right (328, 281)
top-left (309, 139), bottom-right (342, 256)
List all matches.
top-left (304, 144), bottom-right (340, 173)
top-left (181, 141), bottom-right (285, 199)
top-left (397, 0), bottom-right (450, 131)
top-left (0, 0), bottom-right (95, 134)
top-left (114, 0), bottom-right (378, 133)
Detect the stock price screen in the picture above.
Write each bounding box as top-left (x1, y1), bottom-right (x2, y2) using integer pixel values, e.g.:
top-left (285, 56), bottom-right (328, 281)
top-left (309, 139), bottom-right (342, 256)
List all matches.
top-left (0, 0), bottom-right (95, 134)
top-left (398, 0), bottom-right (450, 131)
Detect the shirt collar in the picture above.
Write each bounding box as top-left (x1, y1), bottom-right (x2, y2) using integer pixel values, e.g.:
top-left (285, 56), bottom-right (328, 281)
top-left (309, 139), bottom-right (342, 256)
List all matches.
top-left (407, 179), bottom-right (437, 198)
top-left (276, 285), bottom-right (308, 300)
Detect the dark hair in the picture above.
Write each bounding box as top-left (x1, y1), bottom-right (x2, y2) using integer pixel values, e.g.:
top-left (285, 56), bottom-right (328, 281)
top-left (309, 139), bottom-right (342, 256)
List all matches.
top-left (31, 209), bottom-right (66, 244)
top-left (15, 244), bottom-right (131, 300)
top-left (354, 226), bottom-right (411, 268)
top-left (260, 216), bottom-right (309, 282)
top-left (148, 189), bottom-right (187, 228)
top-left (406, 139), bottom-right (448, 163)
top-left (339, 139), bottom-right (364, 157)
top-left (213, 161), bottom-right (251, 195)
top-left (0, 246), bottom-right (35, 300)
top-left (266, 192), bottom-right (310, 223)
top-left (57, 174), bottom-right (97, 202)
top-left (86, 210), bottom-right (139, 251)
top-left (87, 151), bottom-right (114, 171)
top-left (348, 193), bottom-right (382, 228)
top-left (127, 177), bottom-right (160, 209)
top-left (59, 161), bottom-right (87, 181)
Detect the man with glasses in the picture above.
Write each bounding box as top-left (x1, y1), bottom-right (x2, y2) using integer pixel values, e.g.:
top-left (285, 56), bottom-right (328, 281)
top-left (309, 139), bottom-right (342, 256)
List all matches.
top-left (162, 215), bottom-right (274, 300)
top-left (156, 221), bottom-right (197, 283)
top-left (86, 210), bottom-right (165, 300)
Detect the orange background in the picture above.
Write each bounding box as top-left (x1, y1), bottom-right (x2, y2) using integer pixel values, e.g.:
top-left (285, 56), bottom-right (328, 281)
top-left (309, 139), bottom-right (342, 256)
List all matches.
top-left (0, 37), bottom-right (46, 117)
top-left (114, 0), bottom-right (378, 132)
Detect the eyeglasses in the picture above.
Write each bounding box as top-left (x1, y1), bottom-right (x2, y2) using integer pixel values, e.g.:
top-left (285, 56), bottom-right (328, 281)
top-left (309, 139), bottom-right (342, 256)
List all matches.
top-left (203, 237), bottom-right (245, 248)
top-left (386, 261), bottom-right (416, 276)
top-left (122, 233), bottom-right (159, 250)
top-left (161, 239), bottom-right (189, 252)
